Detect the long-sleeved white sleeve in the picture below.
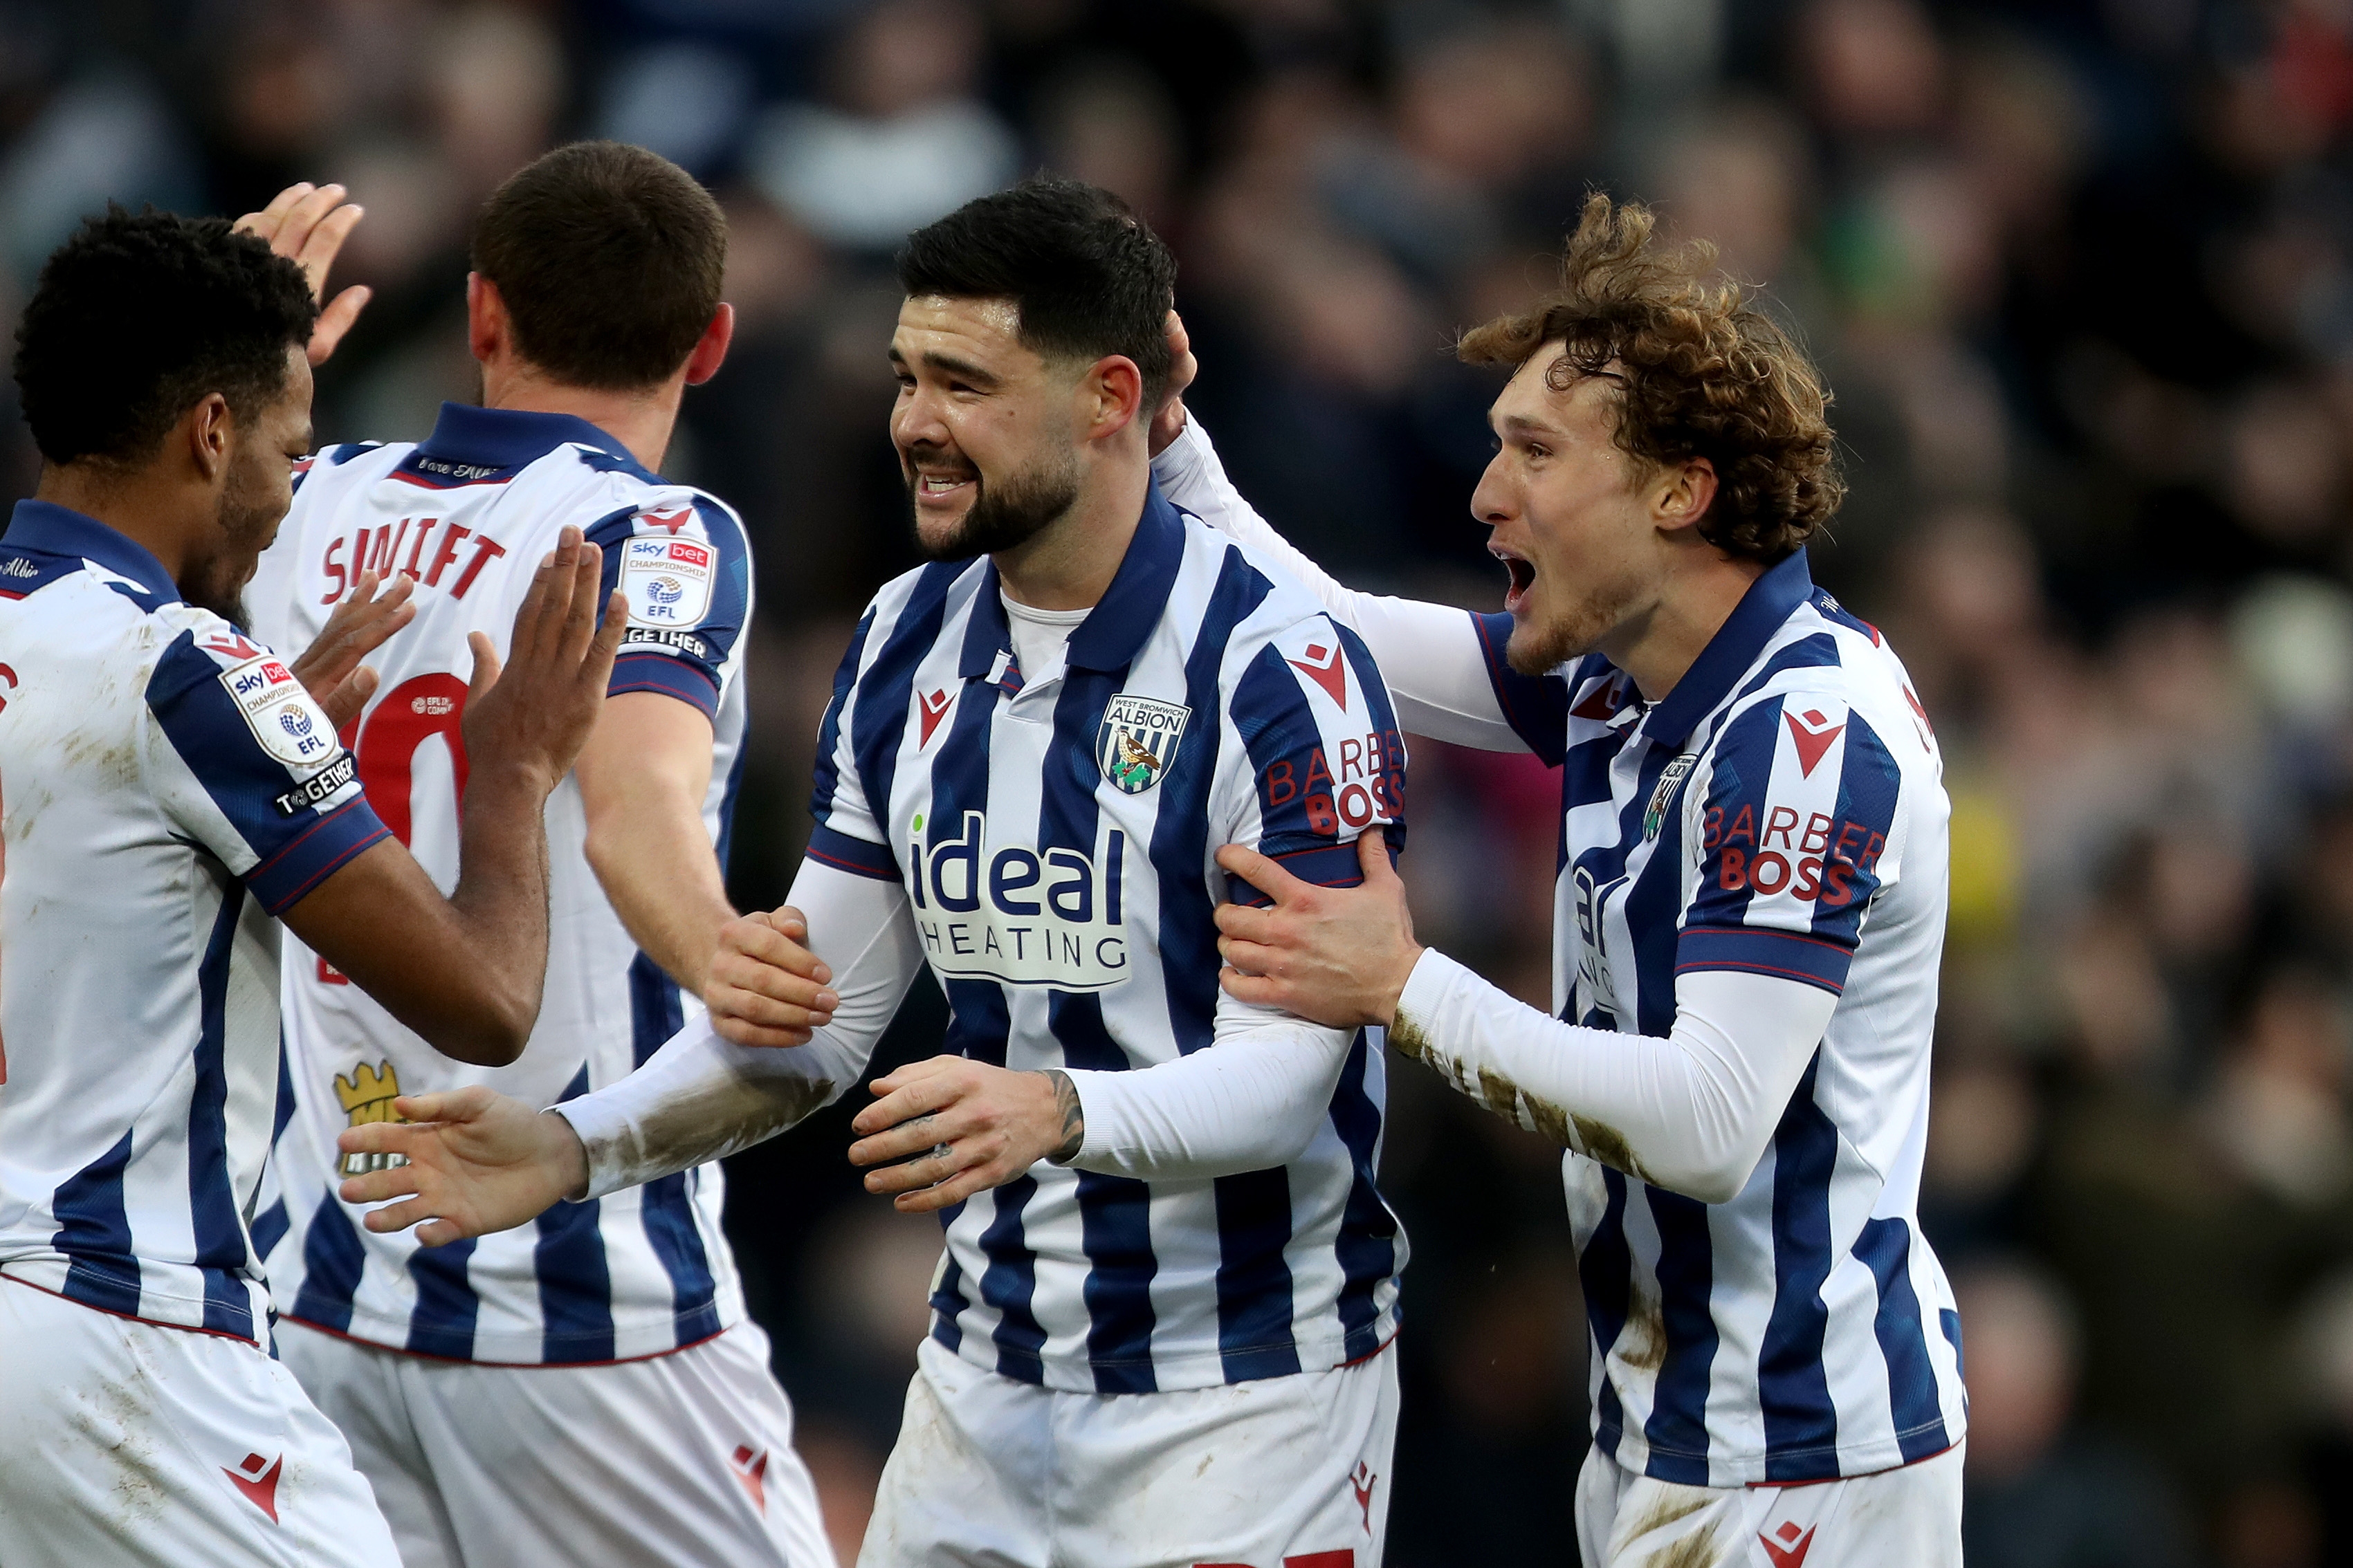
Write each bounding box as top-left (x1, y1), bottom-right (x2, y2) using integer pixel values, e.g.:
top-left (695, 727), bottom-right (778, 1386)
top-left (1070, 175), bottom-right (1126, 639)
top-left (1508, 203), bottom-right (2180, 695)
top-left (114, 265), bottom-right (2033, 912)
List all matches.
top-left (1059, 990), bottom-right (1357, 1183)
top-left (1391, 952), bottom-right (1838, 1204)
top-left (1152, 415), bottom-right (1533, 753)
top-left (553, 858), bottom-right (924, 1199)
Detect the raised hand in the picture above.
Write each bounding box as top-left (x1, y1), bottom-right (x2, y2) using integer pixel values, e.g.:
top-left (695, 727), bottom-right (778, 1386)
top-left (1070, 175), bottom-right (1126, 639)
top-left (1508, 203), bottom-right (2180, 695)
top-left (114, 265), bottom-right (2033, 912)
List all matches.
top-left (459, 526), bottom-right (628, 797)
top-left (706, 907), bottom-right (839, 1047)
top-left (1147, 309), bottom-right (1198, 458)
top-left (288, 569), bottom-right (416, 731)
top-left (846, 1057), bottom-right (1079, 1213)
top-left (235, 182), bottom-right (372, 366)
top-left (337, 1086), bottom-right (588, 1246)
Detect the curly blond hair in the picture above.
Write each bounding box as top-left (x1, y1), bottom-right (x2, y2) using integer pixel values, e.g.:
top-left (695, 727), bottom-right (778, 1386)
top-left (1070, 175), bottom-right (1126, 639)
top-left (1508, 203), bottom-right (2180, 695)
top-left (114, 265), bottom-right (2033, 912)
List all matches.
top-left (1458, 194), bottom-right (1844, 562)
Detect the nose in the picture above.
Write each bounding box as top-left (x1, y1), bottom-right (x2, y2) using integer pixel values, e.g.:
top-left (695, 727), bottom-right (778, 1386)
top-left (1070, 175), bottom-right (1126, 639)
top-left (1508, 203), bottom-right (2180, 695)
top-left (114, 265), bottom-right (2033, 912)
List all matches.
top-left (1470, 452), bottom-right (1514, 531)
top-left (892, 381), bottom-right (951, 452)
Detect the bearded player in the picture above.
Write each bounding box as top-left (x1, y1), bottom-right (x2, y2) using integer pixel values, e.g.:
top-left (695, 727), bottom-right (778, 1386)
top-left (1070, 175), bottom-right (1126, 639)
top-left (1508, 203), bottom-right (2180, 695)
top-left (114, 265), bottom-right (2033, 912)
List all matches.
top-left (234, 149), bottom-right (832, 1568)
top-left (1154, 196), bottom-right (1966, 1566)
top-left (339, 178), bottom-right (1413, 1568)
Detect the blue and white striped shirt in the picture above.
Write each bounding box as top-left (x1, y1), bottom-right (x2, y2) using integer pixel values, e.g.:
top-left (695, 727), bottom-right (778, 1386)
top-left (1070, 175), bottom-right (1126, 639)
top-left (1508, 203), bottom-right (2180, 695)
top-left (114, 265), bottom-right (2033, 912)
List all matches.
top-left (0, 501), bottom-right (388, 1342)
top-left (808, 486), bottom-right (1410, 1394)
top-left (247, 404), bottom-right (754, 1365)
top-left (1473, 548), bottom-right (1965, 1484)
top-left (1153, 415), bottom-right (1966, 1484)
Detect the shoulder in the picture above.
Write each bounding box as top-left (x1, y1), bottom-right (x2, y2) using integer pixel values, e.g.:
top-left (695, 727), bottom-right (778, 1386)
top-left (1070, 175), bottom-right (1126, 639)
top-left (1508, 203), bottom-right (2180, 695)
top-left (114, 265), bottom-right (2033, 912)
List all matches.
top-left (138, 610), bottom-right (293, 709)
top-left (856, 558), bottom-right (988, 655)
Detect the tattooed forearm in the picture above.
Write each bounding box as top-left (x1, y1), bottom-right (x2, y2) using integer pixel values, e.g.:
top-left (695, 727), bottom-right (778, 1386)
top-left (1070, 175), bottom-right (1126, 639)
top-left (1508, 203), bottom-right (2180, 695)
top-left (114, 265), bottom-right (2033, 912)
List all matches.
top-left (1042, 1069), bottom-right (1084, 1162)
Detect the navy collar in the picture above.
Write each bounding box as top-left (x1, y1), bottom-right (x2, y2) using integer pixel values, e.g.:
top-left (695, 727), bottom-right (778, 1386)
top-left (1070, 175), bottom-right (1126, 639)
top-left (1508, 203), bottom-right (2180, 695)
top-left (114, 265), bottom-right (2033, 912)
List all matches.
top-left (954, 479), bottom-right (1188, 679)
top-left (3, 499), bottom-right (181, 604)
top-left (1638, 547), bottom-right (1815, 749)
top-left (416, 402), bottom-right (654, 479)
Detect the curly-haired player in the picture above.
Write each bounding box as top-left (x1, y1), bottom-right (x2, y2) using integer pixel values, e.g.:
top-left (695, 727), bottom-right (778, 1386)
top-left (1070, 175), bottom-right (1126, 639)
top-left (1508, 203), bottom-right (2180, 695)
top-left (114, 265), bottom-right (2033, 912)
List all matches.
top-left (1153, 194), bottom-right (1966, 1566)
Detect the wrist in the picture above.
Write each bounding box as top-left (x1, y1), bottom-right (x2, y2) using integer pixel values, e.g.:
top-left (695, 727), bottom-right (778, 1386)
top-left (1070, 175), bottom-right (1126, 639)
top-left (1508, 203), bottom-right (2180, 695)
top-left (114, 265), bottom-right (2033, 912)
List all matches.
top-left (462, 757), bottom-right (560, 811)
top-left (1038, 1069), bottom-right (1083, 1163)
top-left (540, 1108), bottom-right (591, 1201)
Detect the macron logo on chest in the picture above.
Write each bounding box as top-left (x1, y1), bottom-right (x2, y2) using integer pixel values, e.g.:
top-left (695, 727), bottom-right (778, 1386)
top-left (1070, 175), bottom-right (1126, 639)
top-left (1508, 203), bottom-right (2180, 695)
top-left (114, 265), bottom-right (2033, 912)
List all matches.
top-left (315, 515), bottom-right (511, 607)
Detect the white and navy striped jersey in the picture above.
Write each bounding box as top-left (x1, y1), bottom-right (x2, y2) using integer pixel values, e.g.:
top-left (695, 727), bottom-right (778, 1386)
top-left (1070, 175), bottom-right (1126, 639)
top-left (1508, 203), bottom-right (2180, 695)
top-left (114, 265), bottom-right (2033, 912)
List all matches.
top-left (811, 486), bottom-right (1409, 1394)
top-left (1153, 422), bottom-right (1966, 1484)
top-left (246, 403), bottom-right (755, 1365)
top-left (0, 501), bottom-right (388, 1342)
top-left (1476, 550), bottom-right (1963, 1484)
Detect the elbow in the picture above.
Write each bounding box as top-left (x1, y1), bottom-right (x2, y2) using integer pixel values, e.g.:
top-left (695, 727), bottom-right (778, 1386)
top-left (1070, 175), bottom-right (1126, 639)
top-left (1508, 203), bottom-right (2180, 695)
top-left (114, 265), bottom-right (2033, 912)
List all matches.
top-left (1642, 1137), bottom-right (1770, 1206)
top-left (428, 986), bottom-right (539, 1067)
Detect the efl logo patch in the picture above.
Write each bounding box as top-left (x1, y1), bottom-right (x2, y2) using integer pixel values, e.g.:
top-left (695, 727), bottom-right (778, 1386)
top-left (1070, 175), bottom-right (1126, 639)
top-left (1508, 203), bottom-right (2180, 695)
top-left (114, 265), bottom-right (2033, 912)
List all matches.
top-left (272, 752), bottom-right (356, 817)
top-left (219, 655), bottom-right (337, 767)
top-left (621, 536), bottom-right (713, 628)
top-left (1098, 694), bottom-right (1189, 793)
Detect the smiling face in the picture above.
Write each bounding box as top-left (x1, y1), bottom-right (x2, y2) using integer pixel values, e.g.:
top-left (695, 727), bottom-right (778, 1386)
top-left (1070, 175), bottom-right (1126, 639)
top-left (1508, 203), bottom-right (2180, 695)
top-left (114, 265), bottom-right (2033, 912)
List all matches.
top-left (180, 344), bottom-right (312, 625)
top-left (1471, 349), bottom-right (1676, 676)
top-left (889, 294), bottom-right (1087, 562)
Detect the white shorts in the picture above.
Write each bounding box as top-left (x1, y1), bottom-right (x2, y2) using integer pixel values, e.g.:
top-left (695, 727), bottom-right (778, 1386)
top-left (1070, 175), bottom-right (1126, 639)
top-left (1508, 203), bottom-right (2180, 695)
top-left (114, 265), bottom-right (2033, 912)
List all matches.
top-left (277, 1316), bottom-right (834, 1568)
top-left (1575, 1439), bottom-right (1964, 1568)
top-left (0, 1273), bottom-right (399, 1567)
top-left (861, 1334), bottom-right (1398, 1568)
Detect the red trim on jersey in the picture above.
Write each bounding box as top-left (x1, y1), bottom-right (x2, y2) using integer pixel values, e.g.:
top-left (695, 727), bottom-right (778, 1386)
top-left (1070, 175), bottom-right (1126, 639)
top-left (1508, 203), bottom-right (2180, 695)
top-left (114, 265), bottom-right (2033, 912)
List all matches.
top-left (1339, 1330), bottom-right (1398, 1369)
top-left (0, 1268), bottom-right (261, 1347)
top-left (276, 1310), bottom-right (730, 1369)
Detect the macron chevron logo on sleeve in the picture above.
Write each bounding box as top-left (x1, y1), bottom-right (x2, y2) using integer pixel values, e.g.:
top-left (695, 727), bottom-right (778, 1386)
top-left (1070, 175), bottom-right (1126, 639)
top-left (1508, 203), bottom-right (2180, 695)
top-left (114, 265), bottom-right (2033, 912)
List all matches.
top-left (1784, 707), bottom-right (1847, 777)
top-left (1286, 639), bottom-right (1348, 710)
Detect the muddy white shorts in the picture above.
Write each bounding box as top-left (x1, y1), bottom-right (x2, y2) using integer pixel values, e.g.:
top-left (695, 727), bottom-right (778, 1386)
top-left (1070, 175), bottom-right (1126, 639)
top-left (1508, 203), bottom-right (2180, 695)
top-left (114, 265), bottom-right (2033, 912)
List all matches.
top-left (0, 1274), bottom-right (399, 1567)
top-left (277, 1316), bottom-right (834, 1568)
top-left (1575, 1437), bottom-right (1964, 1568)
top-left (861, 1334), bottom-right (1398, 1568)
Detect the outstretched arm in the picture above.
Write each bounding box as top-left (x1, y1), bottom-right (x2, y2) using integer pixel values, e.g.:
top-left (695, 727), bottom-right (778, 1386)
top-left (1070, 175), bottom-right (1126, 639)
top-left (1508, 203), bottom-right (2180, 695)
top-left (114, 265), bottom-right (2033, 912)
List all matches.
top-left (1214, 829), bottom-right (1835, 1205)
top-left (1152, 407), bottom-right (1543, 755)
top-left (335, 855), bottom-right (919, 1242)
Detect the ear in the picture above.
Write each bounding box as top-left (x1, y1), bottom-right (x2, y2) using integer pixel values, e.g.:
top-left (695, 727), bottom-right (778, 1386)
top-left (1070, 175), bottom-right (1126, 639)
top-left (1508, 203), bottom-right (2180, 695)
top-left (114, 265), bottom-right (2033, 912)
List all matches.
top-left (1653, 456), bottom-right (1719, 536)
top-left (466, 273), bottom-right (506, 365)
top-left (684, 302), bottom-right (735, 387)
top-left (1083, 354), bottom-right (1145, 442)
top-left (186, 393), bottom-right (234, 483)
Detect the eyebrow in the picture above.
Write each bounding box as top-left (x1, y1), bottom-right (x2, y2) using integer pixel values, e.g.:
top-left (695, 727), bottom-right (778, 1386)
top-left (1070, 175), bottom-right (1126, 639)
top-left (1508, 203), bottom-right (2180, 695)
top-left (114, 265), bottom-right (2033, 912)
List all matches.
top-left (1493, 412), bottom-right (1565, 440)
top-left (888, 344), bottom-right (1002, 388)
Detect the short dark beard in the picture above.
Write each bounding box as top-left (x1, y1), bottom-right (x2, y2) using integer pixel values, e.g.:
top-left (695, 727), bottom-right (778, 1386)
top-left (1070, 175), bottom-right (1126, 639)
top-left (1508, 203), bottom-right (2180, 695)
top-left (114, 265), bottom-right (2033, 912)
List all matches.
top-left (180, 463), bottom-right (281, 625)
top-left (909, 448), bottom-right (1083, 563)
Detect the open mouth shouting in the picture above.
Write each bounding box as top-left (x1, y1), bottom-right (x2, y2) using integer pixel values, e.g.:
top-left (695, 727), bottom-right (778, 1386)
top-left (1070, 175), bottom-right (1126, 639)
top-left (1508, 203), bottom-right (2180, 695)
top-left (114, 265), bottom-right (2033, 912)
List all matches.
top-left (1493, 542), bottom-right (1537, 614)
top-left (904, 441), bottom-right (980, 514)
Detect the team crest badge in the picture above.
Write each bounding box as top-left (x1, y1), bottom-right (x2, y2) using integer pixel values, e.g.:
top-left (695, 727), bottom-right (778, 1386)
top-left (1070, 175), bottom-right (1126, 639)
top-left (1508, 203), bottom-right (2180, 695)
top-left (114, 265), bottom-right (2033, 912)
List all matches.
top-left (1097, 694), bottom-right (1190, 794)
top-left (1644, 754), bottom-right (1695, 840)
top-left (335, 1060), bottom-right (408, 1177)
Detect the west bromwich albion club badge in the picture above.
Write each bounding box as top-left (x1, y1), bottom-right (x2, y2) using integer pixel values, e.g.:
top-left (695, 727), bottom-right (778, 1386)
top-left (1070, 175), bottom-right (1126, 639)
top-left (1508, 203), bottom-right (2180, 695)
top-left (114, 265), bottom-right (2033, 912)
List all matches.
top-left (1098, 694), bottom-right (1190, 794)
top-left (1645, 754), bottom-right (1695, 840)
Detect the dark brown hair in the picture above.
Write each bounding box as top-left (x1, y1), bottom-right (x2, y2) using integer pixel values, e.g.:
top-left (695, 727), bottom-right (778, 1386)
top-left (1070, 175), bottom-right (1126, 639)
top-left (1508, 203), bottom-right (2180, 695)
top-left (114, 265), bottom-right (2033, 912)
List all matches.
top-left (1458, 194), bottom-right (1843, 562)
top-left (470, 141), bottom-right (726, 391)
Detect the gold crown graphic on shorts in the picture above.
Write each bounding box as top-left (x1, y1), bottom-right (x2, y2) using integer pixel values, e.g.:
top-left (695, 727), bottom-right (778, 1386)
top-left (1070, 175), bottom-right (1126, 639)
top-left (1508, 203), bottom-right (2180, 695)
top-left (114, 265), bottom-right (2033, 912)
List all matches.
top-left (334, 1060), bottom-right (403, 1123)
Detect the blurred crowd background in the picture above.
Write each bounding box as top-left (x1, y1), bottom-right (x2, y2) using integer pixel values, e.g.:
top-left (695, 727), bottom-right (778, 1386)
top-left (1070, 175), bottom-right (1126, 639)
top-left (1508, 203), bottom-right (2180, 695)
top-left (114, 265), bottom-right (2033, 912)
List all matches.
top-left (10, 0), bottom-right (2353, 1562)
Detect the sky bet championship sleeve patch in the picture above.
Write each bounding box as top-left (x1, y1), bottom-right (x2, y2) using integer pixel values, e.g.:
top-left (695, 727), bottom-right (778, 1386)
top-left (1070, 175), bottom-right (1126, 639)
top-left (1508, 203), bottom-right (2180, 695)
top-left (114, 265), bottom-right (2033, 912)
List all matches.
top-left (219, 652), bottom-right (339, 770)
top-left (619, 535), bottom-right (715, 629)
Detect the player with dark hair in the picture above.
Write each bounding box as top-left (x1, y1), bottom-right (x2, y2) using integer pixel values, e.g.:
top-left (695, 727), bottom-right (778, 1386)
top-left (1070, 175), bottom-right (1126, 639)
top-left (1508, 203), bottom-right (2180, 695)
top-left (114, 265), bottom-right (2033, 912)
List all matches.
top-left (1156, 195), bottom-right (1966, 1565)
top-left (232, 147), bottom-right (835, 1568)
top-left (0, 207), bottom-right (623, 1565)
top-left (340, 176), bottom-right (1414, 1567)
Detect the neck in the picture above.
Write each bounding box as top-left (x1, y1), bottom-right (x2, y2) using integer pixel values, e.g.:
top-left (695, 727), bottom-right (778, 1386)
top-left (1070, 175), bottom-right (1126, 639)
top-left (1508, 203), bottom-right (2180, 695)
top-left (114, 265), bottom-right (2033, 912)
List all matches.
top-left (1604, 550), bottom-right (1768, 703)
top-left (33, 462), bottom-right (194, 577)
top-left (479, 360), bottom-right (684, 472)
top-left (991, 457), bottom-right (1151, 612)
